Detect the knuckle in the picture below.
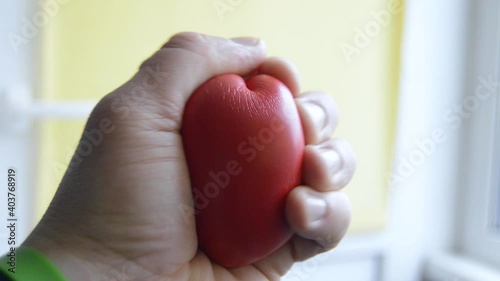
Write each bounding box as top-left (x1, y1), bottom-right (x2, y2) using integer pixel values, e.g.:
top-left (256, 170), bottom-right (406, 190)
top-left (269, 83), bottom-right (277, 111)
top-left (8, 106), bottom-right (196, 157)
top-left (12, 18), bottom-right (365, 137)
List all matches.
top-left (90, 91), bottom-right (122, 121)
top-left (140, 32), bottom-right (209, 71)
top-left (162, 32), bottom-right (208, 51)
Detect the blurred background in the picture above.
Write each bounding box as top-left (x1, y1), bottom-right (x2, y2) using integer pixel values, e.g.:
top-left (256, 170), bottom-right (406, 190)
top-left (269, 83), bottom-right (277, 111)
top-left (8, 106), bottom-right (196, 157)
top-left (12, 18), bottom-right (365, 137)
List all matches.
top-left (0, 0), bottom-right (499, 280)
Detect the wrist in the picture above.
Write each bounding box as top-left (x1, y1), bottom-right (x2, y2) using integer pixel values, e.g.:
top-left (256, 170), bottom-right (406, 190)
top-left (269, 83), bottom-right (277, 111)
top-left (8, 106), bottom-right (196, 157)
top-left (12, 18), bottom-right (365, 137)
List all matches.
top-left (23, 223), bottom-right (114, 281)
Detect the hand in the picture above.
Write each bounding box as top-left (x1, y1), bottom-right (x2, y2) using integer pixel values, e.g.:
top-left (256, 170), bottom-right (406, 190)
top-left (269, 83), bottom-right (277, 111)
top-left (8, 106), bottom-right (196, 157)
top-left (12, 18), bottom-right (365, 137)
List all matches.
top-left (24, 32), bottom-right (356, 281)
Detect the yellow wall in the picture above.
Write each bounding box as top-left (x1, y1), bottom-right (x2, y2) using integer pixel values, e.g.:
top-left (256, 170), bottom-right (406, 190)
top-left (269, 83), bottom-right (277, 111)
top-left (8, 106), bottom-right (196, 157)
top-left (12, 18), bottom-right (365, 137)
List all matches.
top-left (38, 0), bottom-right (403, 232)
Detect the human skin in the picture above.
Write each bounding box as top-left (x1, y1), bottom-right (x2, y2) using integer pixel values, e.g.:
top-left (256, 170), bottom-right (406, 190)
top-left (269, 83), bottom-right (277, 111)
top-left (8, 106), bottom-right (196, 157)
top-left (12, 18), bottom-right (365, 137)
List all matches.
top-left (23, 33), bottom-right (356, 281)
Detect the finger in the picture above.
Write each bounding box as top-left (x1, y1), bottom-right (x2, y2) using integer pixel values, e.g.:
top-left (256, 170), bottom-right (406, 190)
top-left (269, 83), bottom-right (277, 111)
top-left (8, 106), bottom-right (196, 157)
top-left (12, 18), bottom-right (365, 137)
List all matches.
top-left (144, 32), bottom-right (266, 100)
top-left (131, 32), bottom-right (266, 126)
top-left (286, 187), bottom-right (351, 243)
top-left (255, 57), bottom-right (301, 96)
top-left (252, 187), bottom-right (352, 276)
top-left (295, 92), bottom-right (339, 145)
top-left (303, 138), bottom-right (356, 192)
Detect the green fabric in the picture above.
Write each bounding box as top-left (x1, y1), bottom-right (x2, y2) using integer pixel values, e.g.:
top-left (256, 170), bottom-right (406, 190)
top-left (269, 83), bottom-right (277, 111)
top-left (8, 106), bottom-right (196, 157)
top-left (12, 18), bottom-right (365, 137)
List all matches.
top-left (0, 247), bottom-right (67, 281)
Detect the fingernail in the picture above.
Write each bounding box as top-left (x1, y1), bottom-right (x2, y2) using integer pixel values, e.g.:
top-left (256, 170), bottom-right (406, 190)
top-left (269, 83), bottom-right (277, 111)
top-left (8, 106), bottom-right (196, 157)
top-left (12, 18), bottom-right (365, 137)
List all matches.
top-left (319, 147), bottom-right (342, 175)
top-left (301, 101), bottom-right (327, 133)
top-left (305, 195), bottom-right (327, 223)
top-left (231, 37), bottom-right (260, 46)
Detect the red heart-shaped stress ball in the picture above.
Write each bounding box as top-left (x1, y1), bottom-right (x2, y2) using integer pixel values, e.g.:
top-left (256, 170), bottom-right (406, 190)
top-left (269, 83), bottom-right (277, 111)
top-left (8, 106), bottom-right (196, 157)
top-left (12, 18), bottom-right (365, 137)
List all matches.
top-left (181, 74), bottom-right (304, 268)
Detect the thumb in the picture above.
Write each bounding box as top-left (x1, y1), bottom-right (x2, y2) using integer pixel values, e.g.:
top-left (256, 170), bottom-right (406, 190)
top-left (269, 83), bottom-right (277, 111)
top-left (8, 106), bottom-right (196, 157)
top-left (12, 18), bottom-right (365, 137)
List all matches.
top-left (112, 32), bottom-right (266, 131)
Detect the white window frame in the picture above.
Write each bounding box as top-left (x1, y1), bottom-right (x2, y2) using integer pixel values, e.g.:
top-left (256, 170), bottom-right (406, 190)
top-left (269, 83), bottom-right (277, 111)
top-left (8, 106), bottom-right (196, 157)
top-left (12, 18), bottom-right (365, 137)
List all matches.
top-left (0, 0), bottom-right (40, 254)
top-left (384, 0), bottom-right (500, 280)
top-left (456, 0), bottom-right (500, 267)
top-left (0, 0), bottom-right (95, 256)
